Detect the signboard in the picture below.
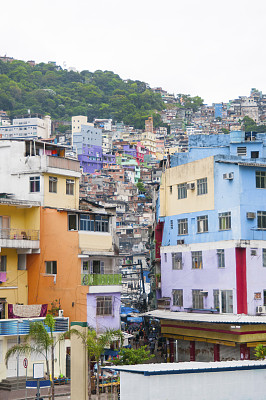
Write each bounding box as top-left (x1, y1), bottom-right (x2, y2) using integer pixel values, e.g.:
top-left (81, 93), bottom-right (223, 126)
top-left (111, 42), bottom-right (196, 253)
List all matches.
top-left (23, 358), bottom-right (28, 368)
top-left (26, 380), bottom-right (51, 389)
top-left (33, 363), bottom-right (44, 379)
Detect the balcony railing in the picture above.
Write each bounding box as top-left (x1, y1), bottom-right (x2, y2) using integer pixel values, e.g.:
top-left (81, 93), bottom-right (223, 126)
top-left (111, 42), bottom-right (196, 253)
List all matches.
top-left (0, 317), bottom-right (69, 336)
top-left (0, 229), bottom-right (39, 241)
top-left (47, 156), bottom-right (80, 172)
top-left (81, 273), bottom-right (122, 286)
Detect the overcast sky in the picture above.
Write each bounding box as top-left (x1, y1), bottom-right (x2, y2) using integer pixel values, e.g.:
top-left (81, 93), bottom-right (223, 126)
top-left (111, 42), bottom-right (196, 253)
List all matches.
top-left (1, 0), bottom-right (266, 105)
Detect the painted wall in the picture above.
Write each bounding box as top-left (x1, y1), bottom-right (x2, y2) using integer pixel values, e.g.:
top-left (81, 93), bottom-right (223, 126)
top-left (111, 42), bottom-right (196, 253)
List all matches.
top-left (119, 362), bottom-right (266, 400)
top-left (79, 232), bottom-right (113, 253)
top-left (27, 208), bottom-right (88, 323)
top-left (87, 292), bottom-right (121, 332)
top-left (161, 246), bottom-right (237, 313)
top-left (43, 173), bottom-right (79, 209)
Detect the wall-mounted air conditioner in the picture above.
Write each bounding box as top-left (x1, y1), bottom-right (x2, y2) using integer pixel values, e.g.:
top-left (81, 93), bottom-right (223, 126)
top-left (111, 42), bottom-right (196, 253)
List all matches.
top-left (256, 305), bottom-right (266, 314)
top-left (246, 212), bottom-right (256, 219)
top-left (187, 182), bottom-right (195, 190)
top-left (223, 172), bottom-right (234, 180)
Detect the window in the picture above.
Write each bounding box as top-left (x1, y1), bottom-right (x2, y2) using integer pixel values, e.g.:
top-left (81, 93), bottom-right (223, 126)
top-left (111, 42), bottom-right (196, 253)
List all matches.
top-left (68, 214), bottom-right (78, 231)
top-left (169, 186), bottom-right (172, 194)
top-left (178, 218), bottom-right (188, 235)
top-left (170, 220), bottom-right (173, 229)
top-left (258, 211), bottom-right (266, 229)
top-left (172, 253), bottom-right (182, 270)
top-left (197, 215), bottom-right (208, 233)
top-left (219, 212), bottom-right (231, 230)
top-left (178, 183), bottom-right (187, 199)
top-left (164, 253), bottom-right (167, 262)
top-left (29, 176), bottom-right (40, 193)
top-left (263, 249), bottom-right (266, 267)
top-left (264, 290), bottom-right (266, 306)
top-left (17, 254), bottom-right (26, 270)
top-left (217, 249), bottom-right (225, 268)
top-left (192, 251), bottom-right (202, 269)
top-left (80, 214), bottom-right (109, 232)
top-left (45, 261), bottom-right (57, 274)
top-left (49, 176), bottom-right (57, 193)
top-left (221, 290), bottom-right (233, 313)
top-left (237, 147), bottom-right (247, 156)
top-left (213, 289), bottom-right (220, 310)
top-left (96, 296), bottom-right (112, 316)
top-left (251, 151), bottom-right (259, 159)
top-left (256, 171), bottom-right (266, 188)
top-left (0, 216), bottom-right (10, 239)
top-left (192, 290), bottom-right (204, 309)
top-left (172, 289), bottom-right (183, 306)
top-left (0, 256), bottom-right (7, 272)
top-left (66, 179), bottom-right (74, 195)
top-left (197, 178), bottom-right (207, 195)
top-left (82, 261), bottom-right (89, 274)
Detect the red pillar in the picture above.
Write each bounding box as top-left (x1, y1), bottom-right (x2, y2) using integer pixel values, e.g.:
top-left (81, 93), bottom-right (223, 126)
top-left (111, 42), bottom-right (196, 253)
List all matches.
top-left (169, 339), bottom-right (175, 363)
top-left (214, 344), bottom-right (220, 361)
top-left (235, 248), bottom-right (247, 314)
top-left (190, 341), bottom-right (195, 361)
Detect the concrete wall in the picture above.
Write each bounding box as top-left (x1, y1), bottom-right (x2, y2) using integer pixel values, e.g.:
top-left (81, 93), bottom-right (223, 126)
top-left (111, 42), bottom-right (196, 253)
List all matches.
top-left (120, 362), bottom-right (266, 400)
top-left (87, 292), bottom-right (121, 332)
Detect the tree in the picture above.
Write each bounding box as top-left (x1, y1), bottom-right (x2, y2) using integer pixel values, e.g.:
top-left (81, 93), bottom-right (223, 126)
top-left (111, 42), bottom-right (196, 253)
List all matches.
top-left (136, 179), bottom-right (146, 193)
top-left (254, 344), bottom-right (266, 360)
top-left (112, 345), bottom-right (154, 365)
top-left (73, 328), bottom-right (123, 400)
top-left (5, 315), bottom-right (66, 400)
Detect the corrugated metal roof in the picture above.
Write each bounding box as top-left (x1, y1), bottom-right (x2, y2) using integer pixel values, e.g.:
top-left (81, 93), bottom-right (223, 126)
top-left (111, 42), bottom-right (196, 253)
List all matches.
top-left (141, 310), bottom-right (266, 324)
top-left (103, 360), bottom-right (266, 376)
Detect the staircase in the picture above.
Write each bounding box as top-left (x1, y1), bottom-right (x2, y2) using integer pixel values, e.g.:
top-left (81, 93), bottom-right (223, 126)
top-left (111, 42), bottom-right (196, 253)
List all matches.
top-left (0, 377), bottom-right (30, 391)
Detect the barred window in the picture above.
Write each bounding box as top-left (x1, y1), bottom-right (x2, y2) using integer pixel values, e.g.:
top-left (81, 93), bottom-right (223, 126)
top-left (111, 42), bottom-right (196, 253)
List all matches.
top-left (197, 178), bottom-right (207, 195)
top-left (172, 289), bottom-right (183, 306)
top-left (178, 183), bottom-right (187, 199)
top-left (172, 253), bottom-right (182, 270)
top-left (0, 256), bottom-right (7, 272)
top-left (49, 176), bottom-right (57, 193)
top-left (96, 296), bottom-right (112, 316)
top-left (178, 218), bottom-right (188, 235)
top-left (192, 251), bottom-right (202, 269)
top-left (258, 211), bottom-right (266, 230)
top-left (219, 212), bottom-right (231, 230)
top-left (197, 215), bottom-right (208, 233)
top-left (256, 171), bottom-right (266, 188)
top-left (213, 289), bottom-right (220, 310)
top-left (192, 289), bottom-right (204, 309)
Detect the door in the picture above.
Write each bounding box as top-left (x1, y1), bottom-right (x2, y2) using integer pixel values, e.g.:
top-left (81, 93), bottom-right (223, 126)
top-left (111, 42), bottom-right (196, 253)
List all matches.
top-left (6, 339), bottom-right (26, 378)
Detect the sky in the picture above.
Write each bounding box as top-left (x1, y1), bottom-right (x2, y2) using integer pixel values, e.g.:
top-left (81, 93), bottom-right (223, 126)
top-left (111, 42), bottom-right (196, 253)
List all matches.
top-left (1, 0), bottom-right (266, 105)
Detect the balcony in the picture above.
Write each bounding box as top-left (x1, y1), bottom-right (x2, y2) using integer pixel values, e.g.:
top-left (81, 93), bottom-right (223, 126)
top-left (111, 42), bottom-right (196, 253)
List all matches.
top-left (81, 273), bottom-right (122, 286)
top-left (0, 229), bottom-right (40, 250)
top-left (46, 156), bottom-right (80, 172)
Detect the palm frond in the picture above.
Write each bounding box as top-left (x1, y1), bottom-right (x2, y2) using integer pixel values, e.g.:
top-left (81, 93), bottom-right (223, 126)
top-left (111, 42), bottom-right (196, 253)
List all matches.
top-left (5, 344), bottom-right (33, 366)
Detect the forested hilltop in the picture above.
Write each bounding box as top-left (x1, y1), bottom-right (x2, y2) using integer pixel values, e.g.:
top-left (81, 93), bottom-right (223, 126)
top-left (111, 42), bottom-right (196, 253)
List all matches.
top-left (0, 60), bottom-right (165, 129)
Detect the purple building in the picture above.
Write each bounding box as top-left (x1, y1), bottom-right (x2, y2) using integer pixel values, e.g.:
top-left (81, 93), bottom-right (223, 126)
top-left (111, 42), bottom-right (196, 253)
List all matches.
top-left (78, 145), bottom-right (115, 174)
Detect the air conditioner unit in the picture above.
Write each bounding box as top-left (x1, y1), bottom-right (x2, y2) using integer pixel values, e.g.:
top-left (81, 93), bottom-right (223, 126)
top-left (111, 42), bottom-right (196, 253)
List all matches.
top-left (177, 239), bottom-right (185, 245)
top-left (246, 212), bottom-right (256, 219)
top-left (58, 309), bottom-right (64, 317)
top-left (223, 172), bottom-right (234, 180)
top-left (251, 249), bottom-right (257, 256)
top-left (256, 306), bottom-right (266, 314)
top-left (187, 182), bottom-right (195, 190)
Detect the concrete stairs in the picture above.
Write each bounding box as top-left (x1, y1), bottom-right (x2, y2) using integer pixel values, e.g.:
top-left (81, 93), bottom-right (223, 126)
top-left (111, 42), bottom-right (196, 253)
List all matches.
top-left (0, 377), bottom-right (30, 391)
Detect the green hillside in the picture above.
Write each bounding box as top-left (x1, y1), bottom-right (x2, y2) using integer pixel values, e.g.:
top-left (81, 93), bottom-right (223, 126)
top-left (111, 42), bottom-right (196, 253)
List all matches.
top-left (0, 60), bottom-right (165, 129)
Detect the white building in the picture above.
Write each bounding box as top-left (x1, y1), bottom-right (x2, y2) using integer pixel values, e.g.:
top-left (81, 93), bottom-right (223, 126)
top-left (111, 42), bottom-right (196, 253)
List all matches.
top-left (0, 116), bottom-right (51, 139)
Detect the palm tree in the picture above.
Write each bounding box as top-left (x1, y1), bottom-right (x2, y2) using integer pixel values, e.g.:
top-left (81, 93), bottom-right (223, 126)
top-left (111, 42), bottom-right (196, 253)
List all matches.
top-left (5, 314), bottom-right (66, 400)
top-left (73, 327), bottom-right (122, 400)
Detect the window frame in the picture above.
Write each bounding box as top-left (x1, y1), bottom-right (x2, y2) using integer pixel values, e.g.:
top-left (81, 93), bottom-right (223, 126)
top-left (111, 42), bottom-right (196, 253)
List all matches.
top-left (197, 178), bottom-right (207, 196)
top-left (45, 261), bottom-right (57, 275)
top-left (172, 289), bottom-right (183, 306)
top-left (256, 171), bottom-right (266, 189)
top-left (172, 252), bottom-right (182, 270)
top-left (178, 183), bottom-right (187, 200)
top-left (192, 289), bottom-right (204, 309)
top-left (197, 215), bottom-right (208, 233)
top-left (0, 256), bottom-right (7, 272)
top-left (178, 218), bottom-right (188, 235)
top-left (192, 251), bottom-right (203, 269)
top-left (217, 249), bottom-right (225, 268)
top-left (96, 296), bottom-right (112, 316)
top-left (263, 249), bottom-right (266, 267)
top-left (66, 179), bottom-right (74, 195)
top-left (29, 176), bottom-right (40, 193)
top-left (258, 211), bottom-right (266, 230)
top-left (219, 212), bottom-right (231, 231)
top-left (49, 176), bottom-right (58, 193)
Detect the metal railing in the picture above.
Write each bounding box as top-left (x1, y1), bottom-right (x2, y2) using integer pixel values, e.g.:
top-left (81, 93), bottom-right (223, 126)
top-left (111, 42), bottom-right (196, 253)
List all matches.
top-left (0, 317), bottom-right (69, 336)
top-left (0, 229), bottom-right (39, 241)
top-left (81, 273), bottom-right (122, 286)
